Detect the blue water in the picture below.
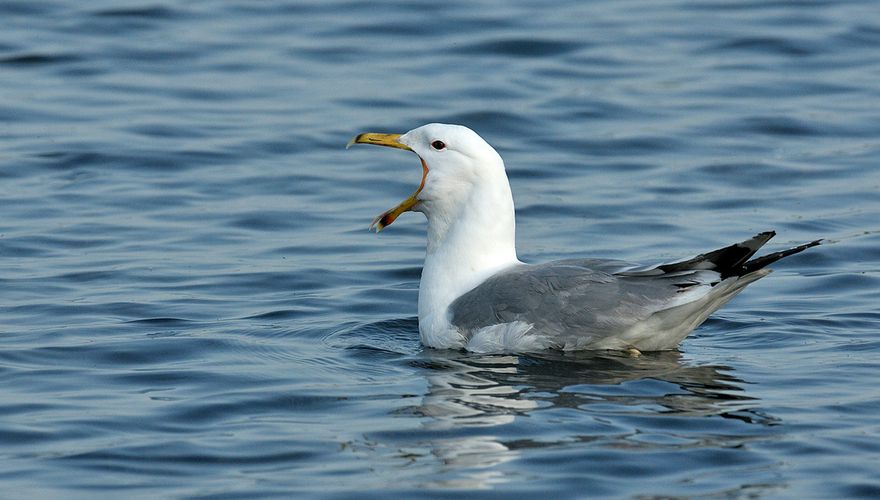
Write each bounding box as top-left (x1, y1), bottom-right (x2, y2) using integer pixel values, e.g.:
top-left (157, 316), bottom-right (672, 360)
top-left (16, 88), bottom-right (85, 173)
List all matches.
top-left (2, 0), bottom-right (879, 497)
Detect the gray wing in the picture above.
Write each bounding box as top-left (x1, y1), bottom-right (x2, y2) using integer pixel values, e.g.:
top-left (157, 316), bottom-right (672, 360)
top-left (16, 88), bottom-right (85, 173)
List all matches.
top-left (449, 258), bottom-right (697, 339)
top-left (448, 232), bottom-right (821, 345)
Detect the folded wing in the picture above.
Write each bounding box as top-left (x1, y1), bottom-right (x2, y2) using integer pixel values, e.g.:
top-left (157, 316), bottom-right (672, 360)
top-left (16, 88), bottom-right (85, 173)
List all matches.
top-left (449, 232), bottom-right (821, 350)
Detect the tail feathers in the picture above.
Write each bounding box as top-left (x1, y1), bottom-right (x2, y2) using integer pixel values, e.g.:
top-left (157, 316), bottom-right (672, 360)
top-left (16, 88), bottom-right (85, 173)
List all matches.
top-left (740, 238), bottom-right (822, 276)
top-left (658, 231), bottom-right (821, 278)
top-left (659, 231), bottom-right (775, 277)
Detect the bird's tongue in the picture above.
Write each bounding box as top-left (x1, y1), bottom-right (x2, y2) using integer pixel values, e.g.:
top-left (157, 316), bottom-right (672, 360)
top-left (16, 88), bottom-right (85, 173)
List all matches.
top-left (370, 157), bottom-right (429, 232)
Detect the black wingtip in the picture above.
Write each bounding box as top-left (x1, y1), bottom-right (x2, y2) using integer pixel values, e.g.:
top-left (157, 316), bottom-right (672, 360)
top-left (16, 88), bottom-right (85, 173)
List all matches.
top-left (656, 231), bottom-right (821, 278)
top-left (756, 230), bottom-right (776, 240)
top-left (739, 238), bottom-right (822, 276)
top-left (658, 230), bottom-right (777, 276)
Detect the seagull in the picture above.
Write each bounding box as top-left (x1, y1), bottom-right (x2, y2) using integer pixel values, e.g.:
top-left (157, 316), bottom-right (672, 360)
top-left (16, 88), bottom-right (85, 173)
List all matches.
top-left (348, 123), bottom-right (820, 354)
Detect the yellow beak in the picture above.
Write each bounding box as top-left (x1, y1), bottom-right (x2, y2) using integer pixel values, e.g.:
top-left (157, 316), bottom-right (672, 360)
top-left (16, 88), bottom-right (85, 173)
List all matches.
top-left (348, 132), bottom-right (428, 232)
top-left (347, 133), bottom-right (412, 151)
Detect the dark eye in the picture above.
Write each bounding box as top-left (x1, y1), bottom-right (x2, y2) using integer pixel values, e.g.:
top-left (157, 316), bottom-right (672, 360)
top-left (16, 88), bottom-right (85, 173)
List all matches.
top-left (431, 140), bottom-right (446, 150)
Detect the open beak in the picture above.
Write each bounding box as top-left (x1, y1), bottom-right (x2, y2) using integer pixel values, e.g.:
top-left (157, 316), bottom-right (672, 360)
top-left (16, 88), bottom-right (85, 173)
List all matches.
top-left (347, 132), bottom-right (428, 232)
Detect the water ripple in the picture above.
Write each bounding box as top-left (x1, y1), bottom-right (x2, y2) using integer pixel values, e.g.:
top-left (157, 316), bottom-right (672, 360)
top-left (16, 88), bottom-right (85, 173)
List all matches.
top-left (1, 0), bottom-right (878, 497)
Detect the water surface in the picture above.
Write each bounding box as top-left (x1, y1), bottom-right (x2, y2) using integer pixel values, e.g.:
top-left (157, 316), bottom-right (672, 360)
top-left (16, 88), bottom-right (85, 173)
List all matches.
top-left (2, 0), bottom-right (879, 497)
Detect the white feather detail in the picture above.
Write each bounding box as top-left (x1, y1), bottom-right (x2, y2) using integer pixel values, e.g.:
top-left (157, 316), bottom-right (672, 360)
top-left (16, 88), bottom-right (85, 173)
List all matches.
top-left (465, 321), bottom-right (553, 353)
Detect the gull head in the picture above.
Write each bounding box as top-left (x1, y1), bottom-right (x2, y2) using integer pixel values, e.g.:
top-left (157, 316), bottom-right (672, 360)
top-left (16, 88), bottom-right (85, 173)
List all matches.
top-left (348, 123), bottom-right (505, 232)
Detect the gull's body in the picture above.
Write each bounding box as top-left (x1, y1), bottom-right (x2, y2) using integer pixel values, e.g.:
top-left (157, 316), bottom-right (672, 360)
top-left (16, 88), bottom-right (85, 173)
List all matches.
top-left (350, 123), bottom-right (819, 353)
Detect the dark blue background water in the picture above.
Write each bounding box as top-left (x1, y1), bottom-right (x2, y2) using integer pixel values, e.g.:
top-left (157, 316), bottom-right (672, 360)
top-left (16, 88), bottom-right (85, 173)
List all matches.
top-left (2, 1), bottom-right (879, 497)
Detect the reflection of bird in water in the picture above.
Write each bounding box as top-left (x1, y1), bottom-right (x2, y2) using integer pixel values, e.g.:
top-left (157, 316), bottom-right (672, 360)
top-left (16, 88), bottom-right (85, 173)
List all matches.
top-left (413, 350), bottom-right (763, 426)
top-left (393, 349), bottom-right (775, 488)
top-left (331, 318), bottom-right (777, 488)
top-left (414, 353), bottom-right (536, 428)
top-left (332, 318), bottom-right (768, 424)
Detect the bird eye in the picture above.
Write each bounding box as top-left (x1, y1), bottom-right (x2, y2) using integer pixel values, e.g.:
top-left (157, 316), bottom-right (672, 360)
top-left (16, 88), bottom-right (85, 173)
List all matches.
top-left (431, 140), bottom-right (446, 150)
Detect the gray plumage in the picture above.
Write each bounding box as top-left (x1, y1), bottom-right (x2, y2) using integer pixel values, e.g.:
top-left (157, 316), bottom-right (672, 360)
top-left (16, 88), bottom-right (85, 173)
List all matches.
top-left (449, 232), bottom-right (820, 350)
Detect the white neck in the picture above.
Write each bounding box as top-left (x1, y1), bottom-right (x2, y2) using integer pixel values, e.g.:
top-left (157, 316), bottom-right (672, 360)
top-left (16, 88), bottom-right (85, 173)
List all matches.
top-left (417, 174), bottom-right (519, 348)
